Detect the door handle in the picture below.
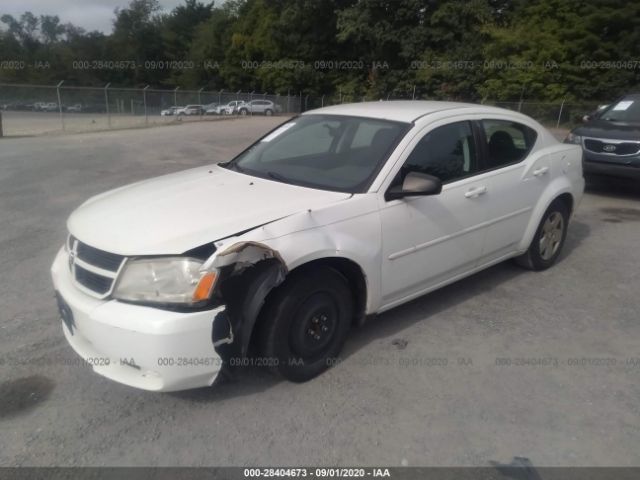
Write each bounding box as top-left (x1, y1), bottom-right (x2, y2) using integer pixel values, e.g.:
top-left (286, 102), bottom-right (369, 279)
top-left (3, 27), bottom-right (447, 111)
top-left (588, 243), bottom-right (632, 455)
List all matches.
top-left (464, 186), bottom-right (487, 198)
top-left (533, 166), bottom-right (549, 177)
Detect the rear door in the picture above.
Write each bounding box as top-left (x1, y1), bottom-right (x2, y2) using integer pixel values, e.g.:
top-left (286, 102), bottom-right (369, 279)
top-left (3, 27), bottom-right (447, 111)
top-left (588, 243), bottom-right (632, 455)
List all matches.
top-left (474, 118), bottom-right (549, 261)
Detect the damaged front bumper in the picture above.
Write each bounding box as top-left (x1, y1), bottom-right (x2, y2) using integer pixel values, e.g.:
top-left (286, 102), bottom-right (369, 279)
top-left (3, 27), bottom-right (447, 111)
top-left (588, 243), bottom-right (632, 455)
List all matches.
top-left (51, 247), bottom-right (226, 392)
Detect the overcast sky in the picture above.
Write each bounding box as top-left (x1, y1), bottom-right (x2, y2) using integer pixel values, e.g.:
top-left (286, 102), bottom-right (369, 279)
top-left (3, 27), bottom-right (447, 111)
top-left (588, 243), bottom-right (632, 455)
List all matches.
top-left (0, 0), bottom-right (189, 34)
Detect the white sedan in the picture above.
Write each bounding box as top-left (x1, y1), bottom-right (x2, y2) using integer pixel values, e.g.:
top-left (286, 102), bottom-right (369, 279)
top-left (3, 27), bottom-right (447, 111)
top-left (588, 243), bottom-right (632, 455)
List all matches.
top-left (51, 101), bottom-right (584, 391)
top-left (160, 106), bottom-right (182, 116)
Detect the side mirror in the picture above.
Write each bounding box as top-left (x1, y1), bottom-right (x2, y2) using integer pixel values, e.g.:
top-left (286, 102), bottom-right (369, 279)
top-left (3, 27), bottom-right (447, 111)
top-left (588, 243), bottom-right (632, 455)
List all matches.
top-left (385, 172), bottom-right (442, 201)
top-left (582, 114), bottom-right (591, 123)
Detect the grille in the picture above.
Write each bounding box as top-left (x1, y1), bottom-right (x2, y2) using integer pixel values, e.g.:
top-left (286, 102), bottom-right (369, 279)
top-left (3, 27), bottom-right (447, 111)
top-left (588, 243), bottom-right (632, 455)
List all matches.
top-left (75, 264), bottom-right (113, 295)
top-left (584, 138), bottom-right (640, 156)
top-left (76, 242), bottom-right (124, 272)
top-left (68, 236), bottom-right (125, 297)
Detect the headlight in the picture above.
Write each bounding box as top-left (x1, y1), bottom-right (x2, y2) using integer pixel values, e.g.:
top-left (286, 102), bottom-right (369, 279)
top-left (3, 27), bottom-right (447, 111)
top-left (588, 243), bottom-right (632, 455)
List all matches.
top-left (113, 257), bottom-right (217, 305)
top-left (564, 132), bottom-right (583, 144)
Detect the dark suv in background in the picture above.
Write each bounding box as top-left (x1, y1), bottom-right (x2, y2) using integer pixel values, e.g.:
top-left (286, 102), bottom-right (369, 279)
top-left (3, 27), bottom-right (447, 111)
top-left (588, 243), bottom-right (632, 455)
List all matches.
top-left (566, 94), bottom-right (640, 179)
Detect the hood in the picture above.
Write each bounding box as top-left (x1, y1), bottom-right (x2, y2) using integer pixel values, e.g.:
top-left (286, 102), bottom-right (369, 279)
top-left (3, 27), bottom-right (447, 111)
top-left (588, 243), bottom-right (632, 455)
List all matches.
top-left (68, 165), bottom-right (351, 255)
top-left (573, 119), bottom-right (640, 141)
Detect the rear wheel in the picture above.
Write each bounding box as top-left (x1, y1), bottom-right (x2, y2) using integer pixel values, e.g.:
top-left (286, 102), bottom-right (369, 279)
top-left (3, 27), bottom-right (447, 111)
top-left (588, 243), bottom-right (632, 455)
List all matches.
top-left (239, 108), bottom-right (248, 116)
top-left (265, 109), bottom-right (273, 116)
top-left (515, 199), bottom-right (569, 270)
top-left (260, 267), bottom-right (353, 382)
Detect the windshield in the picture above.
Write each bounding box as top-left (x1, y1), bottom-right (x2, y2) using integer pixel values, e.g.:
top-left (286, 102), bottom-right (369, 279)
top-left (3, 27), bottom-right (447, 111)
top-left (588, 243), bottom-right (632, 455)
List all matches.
top-left (599, 96), bottom-right (640, 124)
top-left (225, 114), bottom-right (409, 192)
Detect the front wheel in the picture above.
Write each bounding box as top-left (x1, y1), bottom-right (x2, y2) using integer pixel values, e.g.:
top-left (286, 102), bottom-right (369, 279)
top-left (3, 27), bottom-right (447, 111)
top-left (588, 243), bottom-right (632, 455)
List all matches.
top-left (265, 109), bottom-right (273, 116)
top-left (239, 108), bottom-right (248, 116)
top-left (515, 199), bottom-right (569, 270)
top-left (259, 267), bottom-right (353, 382)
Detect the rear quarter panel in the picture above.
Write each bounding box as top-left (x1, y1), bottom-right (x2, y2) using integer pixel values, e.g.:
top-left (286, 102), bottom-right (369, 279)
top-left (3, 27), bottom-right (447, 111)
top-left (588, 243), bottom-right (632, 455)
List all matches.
top-left (517, 143), bottom-right (584, 252)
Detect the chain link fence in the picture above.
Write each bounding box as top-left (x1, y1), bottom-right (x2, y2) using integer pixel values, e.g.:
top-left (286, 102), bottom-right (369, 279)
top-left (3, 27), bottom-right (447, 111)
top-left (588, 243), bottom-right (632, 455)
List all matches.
top-left (0, 83), bottom-right (304, 136)
top-left (0, 82), bottom-right (601, 137)
top-left (484, 101), bottom-right (602, 128)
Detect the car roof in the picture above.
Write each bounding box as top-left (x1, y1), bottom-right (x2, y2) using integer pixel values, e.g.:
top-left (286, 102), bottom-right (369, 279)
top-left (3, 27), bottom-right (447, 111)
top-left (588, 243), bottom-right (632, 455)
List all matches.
top-left (304, 100), bottom-right (522, 123)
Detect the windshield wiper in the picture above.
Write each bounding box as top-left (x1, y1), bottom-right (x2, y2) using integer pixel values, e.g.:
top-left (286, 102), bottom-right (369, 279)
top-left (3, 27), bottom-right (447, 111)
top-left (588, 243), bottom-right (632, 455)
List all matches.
top-left (267, 171), bottom-right (295, 183)
top-left (222, 161), bottom-right (244, 172)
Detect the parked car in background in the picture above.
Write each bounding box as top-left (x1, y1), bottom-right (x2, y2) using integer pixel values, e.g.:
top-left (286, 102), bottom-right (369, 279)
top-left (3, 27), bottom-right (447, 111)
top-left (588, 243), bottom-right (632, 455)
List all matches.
top-left (204, 103), bottom-right (219, 115)
top-left (582, 104), bottom-right (609, 123)
top-left (177, 105), bottom-right (205, 116)
top-left (237, 99), bottom-right (281, 116)
top-left (566, 93), bottom-right (640, 179)
top-left (37, 102), bottom-right (59, 112)
top-left (219, 100), bottom-right (245, 115)
top-left (66, 104), bottom-right (83, 113)
top-left (161, 106), bottom-right (182, 116)
top-left (52, 101), bottom-right (584, 392)
top-left (207, 104), bottom-right (227, 115)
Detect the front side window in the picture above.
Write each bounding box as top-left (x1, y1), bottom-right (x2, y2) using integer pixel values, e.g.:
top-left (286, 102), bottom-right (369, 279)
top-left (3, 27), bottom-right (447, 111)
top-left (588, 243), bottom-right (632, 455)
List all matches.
top-left (226, 115), bottom-right (409, 192)
top-left (399, 121), bottom-right (478, 184)
top-left (481, 119), bottom-right (537, 169)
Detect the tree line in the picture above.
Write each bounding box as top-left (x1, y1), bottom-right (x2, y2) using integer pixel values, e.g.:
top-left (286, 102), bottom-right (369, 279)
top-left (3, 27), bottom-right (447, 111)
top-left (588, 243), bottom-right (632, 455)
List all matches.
top-left (1, 0), bottom-right (639, 101)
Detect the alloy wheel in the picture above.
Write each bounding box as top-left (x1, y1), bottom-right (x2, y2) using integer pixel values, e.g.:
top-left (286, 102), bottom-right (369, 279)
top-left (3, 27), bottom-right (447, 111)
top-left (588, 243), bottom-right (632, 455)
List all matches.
top-left (539, 211), bottom-right (564, 260)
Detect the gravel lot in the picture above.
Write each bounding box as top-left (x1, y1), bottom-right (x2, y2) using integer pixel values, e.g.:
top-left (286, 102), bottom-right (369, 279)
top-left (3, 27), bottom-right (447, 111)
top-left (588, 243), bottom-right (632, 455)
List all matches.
top-left (1, 118), bottom-right (639, 467)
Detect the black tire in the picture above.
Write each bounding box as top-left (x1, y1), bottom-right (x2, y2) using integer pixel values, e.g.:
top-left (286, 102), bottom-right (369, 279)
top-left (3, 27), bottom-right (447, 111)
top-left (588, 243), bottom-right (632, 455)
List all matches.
top-left (515, 199), bottom-right (569, 270)
top-left (259, 267), bottom-right (353, 382)
top-left (239, 108), bottom-right (248, 116)
top-left (265, 109), bottom-right (273, 116)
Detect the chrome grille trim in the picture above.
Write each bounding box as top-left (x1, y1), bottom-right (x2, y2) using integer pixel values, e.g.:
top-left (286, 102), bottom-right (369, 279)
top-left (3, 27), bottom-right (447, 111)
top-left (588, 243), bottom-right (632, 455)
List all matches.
top-left (76, 242), bottom-right (124, 272)
top-left (67, 235), bottom-right (127, 299)
top-left (583, 137), bottom-right (640, 156)
top-left (75, 264), bottom-right (113, 295)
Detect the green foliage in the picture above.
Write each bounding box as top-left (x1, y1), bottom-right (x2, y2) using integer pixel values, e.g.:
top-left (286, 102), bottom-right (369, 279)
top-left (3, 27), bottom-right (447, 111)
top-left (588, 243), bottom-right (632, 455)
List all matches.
top-left (162, 0), bottom-right (213, 86)
top-left (0, 0), bottom-right (638, 100)
top-left (413, 0), bottom-right (494, 100)
top-left (108, 0), bottom-right (165, 85)
top-left (480, 0), bottom-right (640, 101)
top-left (40, 16), bottom-right (65, 44)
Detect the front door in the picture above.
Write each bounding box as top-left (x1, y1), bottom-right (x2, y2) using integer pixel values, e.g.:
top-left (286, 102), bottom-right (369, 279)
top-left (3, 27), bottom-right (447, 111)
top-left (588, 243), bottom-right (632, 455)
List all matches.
top-left (379, 120), bottom-right (490, 307)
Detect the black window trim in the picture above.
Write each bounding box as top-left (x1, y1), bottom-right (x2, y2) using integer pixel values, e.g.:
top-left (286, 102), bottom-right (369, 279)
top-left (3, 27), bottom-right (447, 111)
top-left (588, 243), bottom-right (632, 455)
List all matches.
top-left (384, 119), bottom-right (482, 200)
top-left (474, 118), bottom-right (538, 174)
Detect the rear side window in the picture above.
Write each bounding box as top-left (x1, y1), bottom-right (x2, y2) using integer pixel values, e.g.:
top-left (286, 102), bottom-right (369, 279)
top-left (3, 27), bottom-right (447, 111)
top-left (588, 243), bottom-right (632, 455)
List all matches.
top-left (481, 120), bottom-right (537, 169)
